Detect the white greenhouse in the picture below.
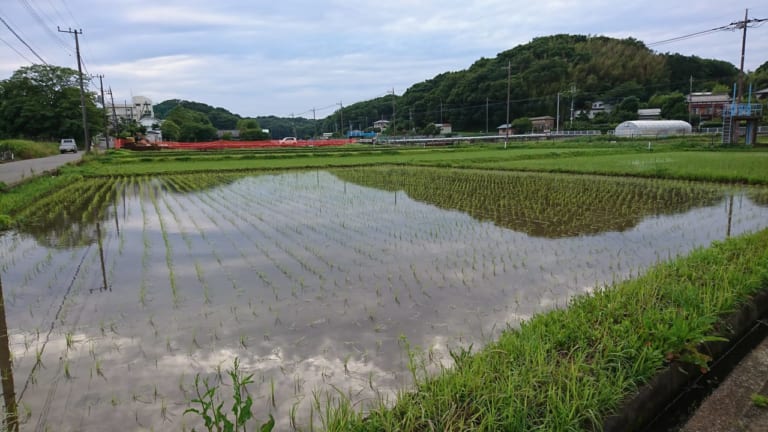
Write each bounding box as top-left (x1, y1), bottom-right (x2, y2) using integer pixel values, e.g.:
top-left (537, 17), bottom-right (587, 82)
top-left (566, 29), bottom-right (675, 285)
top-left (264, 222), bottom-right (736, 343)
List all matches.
top-left (614, 120), bottom-right (692, 137)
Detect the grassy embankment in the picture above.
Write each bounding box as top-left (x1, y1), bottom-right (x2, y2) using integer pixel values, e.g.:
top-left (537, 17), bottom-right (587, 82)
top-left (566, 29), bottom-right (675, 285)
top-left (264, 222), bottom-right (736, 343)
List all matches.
top-left (321, 228), bottom-right (768, 431)
top-left (0, 139), bottom-right (58, 161)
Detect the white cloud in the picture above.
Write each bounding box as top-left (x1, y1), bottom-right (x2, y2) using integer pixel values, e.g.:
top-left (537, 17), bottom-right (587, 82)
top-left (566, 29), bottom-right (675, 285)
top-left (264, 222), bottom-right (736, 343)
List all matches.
top-left (0, 0), bottom-right (766, 117)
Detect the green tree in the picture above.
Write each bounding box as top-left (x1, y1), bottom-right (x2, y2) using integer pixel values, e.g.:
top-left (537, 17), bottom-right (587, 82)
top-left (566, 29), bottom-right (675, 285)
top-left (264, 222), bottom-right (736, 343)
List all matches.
top-left (0, 64), bottom-right (103, 140)
top-left (658, 93), bottom-right (688, 120)
top-left (165, 106), bottom-right (218, 141)
top-left (511, 117), bottom-right (533, 134)
top-left (179, 123), bottom-right (218, 142)
top-left (161, 120), bottom-right (181, 141)
top-left (614, 96), bottom-right (640, 122)
top-left (237, 118), bottom-right (268, 140)
top-left (421, 123), bottom-right (440, 135)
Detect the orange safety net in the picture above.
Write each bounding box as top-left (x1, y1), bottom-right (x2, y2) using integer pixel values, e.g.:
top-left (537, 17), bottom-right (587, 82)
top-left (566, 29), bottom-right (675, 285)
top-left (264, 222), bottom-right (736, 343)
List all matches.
top-left (114, 139), bottom-right (354, 150)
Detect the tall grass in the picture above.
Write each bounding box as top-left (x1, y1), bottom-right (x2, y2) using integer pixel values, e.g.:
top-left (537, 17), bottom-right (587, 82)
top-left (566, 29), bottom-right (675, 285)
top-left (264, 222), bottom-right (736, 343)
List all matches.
top-left (0, 139), bottom-right (58, 160)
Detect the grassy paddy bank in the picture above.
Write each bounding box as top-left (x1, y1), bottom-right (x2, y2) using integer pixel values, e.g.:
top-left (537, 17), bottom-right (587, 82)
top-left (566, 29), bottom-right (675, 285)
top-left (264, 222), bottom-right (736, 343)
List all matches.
top-left (322, 228), bottom-right (768, 431)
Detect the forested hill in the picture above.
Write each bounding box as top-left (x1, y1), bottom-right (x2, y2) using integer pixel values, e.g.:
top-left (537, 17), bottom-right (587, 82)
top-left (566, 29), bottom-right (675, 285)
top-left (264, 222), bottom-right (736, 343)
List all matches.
top-left (155, 34), bottom-right (760, 135)
top-left (329, 34), bottom-right (742, 133)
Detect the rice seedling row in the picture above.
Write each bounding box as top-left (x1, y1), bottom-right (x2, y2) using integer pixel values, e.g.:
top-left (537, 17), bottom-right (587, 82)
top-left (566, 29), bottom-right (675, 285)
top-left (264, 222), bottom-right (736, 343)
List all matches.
top-left (3, 169), bottom-right (768, 430)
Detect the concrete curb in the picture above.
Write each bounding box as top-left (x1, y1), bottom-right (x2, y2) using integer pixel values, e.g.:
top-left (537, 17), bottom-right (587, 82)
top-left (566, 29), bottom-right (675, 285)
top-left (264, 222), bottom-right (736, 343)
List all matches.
top-left (603, 288), bottom-right (768, 432)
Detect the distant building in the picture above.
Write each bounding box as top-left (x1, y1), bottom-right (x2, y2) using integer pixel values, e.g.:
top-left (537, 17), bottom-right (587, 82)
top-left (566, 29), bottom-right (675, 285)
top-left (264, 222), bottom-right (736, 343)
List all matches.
top-left (637, 108), bottom-right (662, 120)
top-left (529, 116), bottom-right (555, 132)
top-left (373, 119), bottom-right (390, 130)
top-left (107, 95), bottom-right (154, 123)
top-left (497, 123), bottom-right (514, 136)
top-left (433, 123), bottom-right (452, 134)
top-left (687, 93), bottom-right (730, 121)
top-left (755, 88), bottom-right (768, 101)
top-left (575, 101), bottom-right (614, 120)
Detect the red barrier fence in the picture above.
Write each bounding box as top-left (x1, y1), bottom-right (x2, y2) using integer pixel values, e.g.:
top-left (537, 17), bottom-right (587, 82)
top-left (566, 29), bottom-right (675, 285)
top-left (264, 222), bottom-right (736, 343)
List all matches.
top-left (114, 139), bottom-right (354, 150)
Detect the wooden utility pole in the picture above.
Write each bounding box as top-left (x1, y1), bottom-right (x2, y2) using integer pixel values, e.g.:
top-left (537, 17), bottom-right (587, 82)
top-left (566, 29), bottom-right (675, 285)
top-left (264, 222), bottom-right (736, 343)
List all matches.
top-left (107, 87), bottom-right (119, 138)
top-left (58, 27), bottom-right (90, 152)
top-left (95, 74), bottom-right (109, 149)
top-left (0, 275), bottom-right (18, 432)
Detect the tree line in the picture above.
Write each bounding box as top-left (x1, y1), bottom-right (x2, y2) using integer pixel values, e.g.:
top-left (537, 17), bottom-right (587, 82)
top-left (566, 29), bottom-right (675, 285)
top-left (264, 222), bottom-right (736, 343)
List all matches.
top-left (2, 35), bottom-right (767, 142)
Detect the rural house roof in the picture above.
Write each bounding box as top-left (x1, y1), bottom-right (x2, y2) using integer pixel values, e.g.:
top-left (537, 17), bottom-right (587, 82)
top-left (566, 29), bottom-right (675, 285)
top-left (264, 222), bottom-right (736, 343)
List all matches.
top-left (687, 93), bottom-right (731, 103)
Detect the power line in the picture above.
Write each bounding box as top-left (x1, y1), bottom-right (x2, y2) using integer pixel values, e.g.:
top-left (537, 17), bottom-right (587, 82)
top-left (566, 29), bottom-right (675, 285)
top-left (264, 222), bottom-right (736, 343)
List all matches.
top-left (647, 17), bottom-right (767, 47)
top-left (0, 35), bottom-right (34, 64)
top-left (17, 0), bottom-right (72, 53)
top-left (0, 14), bottom-right (47, 64)
top-left (44, 0), bottom-right (69, 26)
top-left (59, 0), bottom-right (81, 29)
top-left (647, 26), bottom-right (731, 47)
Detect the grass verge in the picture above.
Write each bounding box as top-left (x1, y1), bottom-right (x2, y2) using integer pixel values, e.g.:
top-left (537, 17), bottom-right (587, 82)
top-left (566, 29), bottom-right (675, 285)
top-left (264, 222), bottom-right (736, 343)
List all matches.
top-left (321, 228), bottom-right (768, 431)
top-left (0, 139), bottom-right (58, 160)
top-left (468, 150), bottom-right (768, 184)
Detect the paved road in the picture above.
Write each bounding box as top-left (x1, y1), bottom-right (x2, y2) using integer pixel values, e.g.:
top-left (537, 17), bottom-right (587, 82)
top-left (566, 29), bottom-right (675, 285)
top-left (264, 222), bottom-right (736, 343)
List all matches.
top-left (0, 152), bottom-right (82, 186)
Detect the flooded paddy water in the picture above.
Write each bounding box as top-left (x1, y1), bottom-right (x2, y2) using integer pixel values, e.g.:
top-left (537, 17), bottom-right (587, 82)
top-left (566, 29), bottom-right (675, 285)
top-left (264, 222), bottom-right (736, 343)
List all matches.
top-left (1, 167), bottom-right (768, 430)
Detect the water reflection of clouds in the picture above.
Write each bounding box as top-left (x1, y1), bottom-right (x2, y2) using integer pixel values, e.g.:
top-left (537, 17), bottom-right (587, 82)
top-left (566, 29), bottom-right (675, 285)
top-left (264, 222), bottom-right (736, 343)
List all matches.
top-left (3, 173), bottom-right (768, 430)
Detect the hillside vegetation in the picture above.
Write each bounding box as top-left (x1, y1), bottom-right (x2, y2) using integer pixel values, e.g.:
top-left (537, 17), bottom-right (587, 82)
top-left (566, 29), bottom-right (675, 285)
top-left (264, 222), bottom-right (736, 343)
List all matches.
top-left (153, 34), bottom-right (768, 137)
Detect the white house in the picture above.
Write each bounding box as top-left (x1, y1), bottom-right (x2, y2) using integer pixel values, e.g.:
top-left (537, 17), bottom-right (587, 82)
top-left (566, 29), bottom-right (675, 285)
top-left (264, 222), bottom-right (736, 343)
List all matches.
top-left (434, 123), bottom-right (452, 134)
top-left (373, 119), bottom-right (390, 130)
top-left (107, 95), bottom-right (154, 123)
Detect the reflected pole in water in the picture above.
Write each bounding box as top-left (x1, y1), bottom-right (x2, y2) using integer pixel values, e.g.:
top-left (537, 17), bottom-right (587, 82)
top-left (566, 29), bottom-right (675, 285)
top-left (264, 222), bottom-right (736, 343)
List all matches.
top-left (113, 192), bottom-right (120, 236)
top-left (726, 194), bottom-right (734, 238)
top-left (96, 221), bottom-right (109, 291)
top-left (0, 275), bottom-right (18, 432)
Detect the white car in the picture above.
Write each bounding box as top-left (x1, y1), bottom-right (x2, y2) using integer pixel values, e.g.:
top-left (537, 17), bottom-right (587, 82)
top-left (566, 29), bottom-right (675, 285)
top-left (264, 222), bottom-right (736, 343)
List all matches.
top-left (279, 137), bottom-right (297, 144)
top-left (59, 138), bottom-right (77, 153)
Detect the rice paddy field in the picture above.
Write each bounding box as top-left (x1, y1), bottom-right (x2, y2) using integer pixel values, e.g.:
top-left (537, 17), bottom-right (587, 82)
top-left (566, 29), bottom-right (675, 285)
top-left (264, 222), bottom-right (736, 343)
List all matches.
top-left (2, 165), bottom-right (768, 430)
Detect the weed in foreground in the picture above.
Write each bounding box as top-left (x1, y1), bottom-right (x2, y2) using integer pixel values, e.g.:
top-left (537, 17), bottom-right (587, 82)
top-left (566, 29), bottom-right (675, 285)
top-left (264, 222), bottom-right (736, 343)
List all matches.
top-left (185, 357), bottom-right (274, 432)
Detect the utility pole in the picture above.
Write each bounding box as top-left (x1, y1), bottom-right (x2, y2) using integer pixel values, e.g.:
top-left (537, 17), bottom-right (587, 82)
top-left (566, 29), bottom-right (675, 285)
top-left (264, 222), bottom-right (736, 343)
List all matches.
top-left (688, 75), bottom-right (693, 126)
top-left (556, 92), bottom-right (561, 134)
top-left (409, 108), bottom-right (413, 134)
top-left (485, 97), bottom-right (489, 134)
top-left (107, 87), bottom-right (118, 139)
top-left (94, 74), bottom-right (109, 149)
top-left (312, 108), bottom-right (317, 139)
top-left (0, 274), bottom-right (18, 432)
top-left (338, 101), bottom-right (344, 138)
top-left (736, 8), bottom-right (749, 103)
top-left (569, 84), bottom-right (576, 128)
top-left (505, 60), bottom-right (511, 149)
top-left (729, 9), bottom-right (765, 144)
top-left (58, 27), bottom-right (90, 152)
top-left (390, 88), bottom-right (396, 136)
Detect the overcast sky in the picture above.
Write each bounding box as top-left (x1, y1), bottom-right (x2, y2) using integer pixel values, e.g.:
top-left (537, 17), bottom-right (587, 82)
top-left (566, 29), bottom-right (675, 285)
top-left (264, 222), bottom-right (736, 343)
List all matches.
top-left (1, 1), bottom-right (766, 119)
